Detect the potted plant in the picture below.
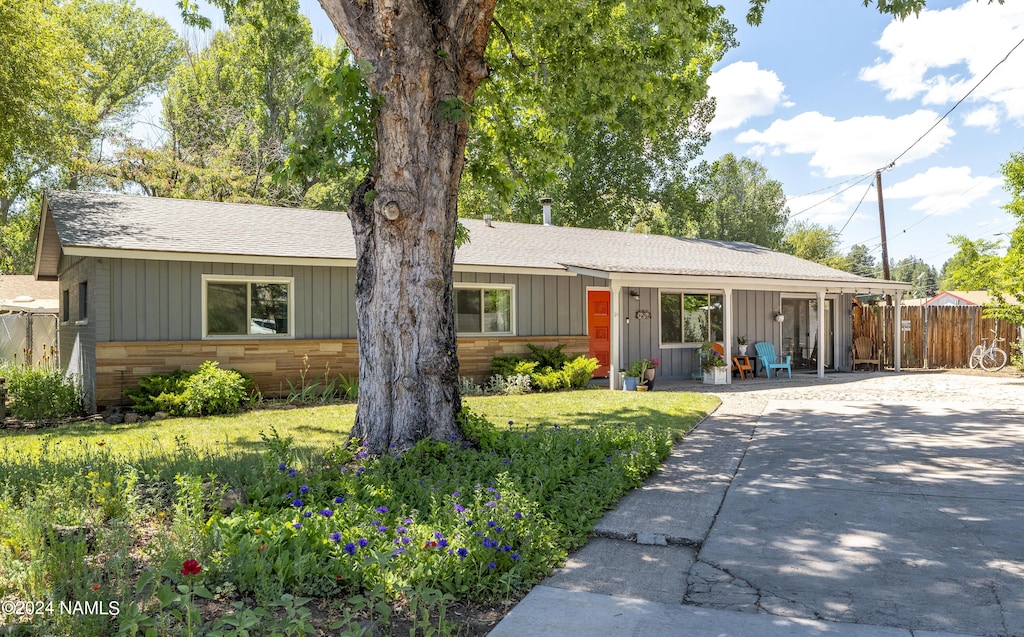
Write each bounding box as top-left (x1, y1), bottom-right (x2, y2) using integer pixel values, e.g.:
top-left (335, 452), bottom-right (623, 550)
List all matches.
top-left (642, 357), bottom-right (659, 391)
top-left (622, 360), bottom-right (647, 391)
top-left (701, 343), bottom-right (728, 385)
top-left (737, 336), bottom-right (748, 356)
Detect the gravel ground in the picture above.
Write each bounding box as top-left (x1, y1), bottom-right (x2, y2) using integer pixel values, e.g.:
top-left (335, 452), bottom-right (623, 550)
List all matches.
top-left (671, 368), bottom-right (1024, 412)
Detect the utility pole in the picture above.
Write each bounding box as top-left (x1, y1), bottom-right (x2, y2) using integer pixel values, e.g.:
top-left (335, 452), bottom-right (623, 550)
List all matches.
top-left (876, 169), bottom-right (892, 306)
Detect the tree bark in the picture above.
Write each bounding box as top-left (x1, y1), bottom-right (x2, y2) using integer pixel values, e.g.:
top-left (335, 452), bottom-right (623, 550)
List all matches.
top-left (319, 0), bottom-right (495, 453)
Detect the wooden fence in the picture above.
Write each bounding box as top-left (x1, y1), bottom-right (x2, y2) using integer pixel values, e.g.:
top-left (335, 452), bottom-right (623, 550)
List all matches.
top-left (853, 305), bottom-right (1022, 369)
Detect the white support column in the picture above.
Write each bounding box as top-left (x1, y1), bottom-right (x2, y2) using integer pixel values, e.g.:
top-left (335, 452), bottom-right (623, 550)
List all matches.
top-left (817, 289), bottom-right (826, 378)
top-left (609, 281), bottom-right (622, 390)
top-left (894, 291), bottom-right (903, 373)
top-left (723, 288), bottom-right (733, 385)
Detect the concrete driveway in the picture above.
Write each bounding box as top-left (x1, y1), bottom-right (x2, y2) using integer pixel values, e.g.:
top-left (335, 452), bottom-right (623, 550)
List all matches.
top-left (491, 371), bottom-right (1024, 637)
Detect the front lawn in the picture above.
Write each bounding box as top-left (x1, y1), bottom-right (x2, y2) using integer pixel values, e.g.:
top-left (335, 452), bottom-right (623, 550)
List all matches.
top-left (0, 389), bottom-right (717, 636)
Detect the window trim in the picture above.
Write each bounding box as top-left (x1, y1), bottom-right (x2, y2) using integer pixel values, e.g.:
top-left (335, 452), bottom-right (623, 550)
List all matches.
top-left (453, 283), bottom-right (516, 336)
top-left (78, 281), bottom-right (88, 322)
top-left (658, 290), bottom-right (724, 348)
top-left (201, 274), bottom-right (295, 340)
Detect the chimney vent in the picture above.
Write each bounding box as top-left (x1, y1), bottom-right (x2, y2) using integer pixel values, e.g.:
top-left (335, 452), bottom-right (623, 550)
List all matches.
top-left (539, 197), bottom-right (553, 226)
top-left (483, 214), bottom-right (493, 228)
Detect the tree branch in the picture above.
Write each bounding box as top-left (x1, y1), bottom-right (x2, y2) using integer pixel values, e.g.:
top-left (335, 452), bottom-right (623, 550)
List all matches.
top-left (491, 16), bottom-right (532, 69)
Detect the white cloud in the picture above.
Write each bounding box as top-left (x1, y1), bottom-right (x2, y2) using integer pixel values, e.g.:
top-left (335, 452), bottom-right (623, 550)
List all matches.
top-left (885, 166), bottom-right (1003, 216)
top-left (735, 110), bottom-right (955, 178)
top-left (706, 61), bottom-right (788, 133)
top-left (859, 1), bottom-right (1024, 124)
top-left (963, 105), bottom-right (1001, 130)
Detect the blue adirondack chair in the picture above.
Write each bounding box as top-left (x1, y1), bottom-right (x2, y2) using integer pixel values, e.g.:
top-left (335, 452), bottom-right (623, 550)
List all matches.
top-left (754, 341), bottom-right (792, 378)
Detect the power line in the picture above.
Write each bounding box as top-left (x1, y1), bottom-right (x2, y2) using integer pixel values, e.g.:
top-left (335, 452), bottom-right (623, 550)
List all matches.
top-left (836, 179), bottom-right (876, 236)
top-left (788, 172), bottom-right (875, 219)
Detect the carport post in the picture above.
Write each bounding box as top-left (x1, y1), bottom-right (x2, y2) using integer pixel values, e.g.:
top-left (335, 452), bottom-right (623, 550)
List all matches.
top-left (817, 290), bottom-right (826, 378)
top-left (894, 290), bottom-right (903, 372)
top-left (723, 287), bottom-right (733, 385)
top-left (609, 282), bottom-right (622, 390)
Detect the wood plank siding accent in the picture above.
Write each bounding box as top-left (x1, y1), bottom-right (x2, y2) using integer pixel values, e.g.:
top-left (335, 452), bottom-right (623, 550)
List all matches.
top-left (94, 335), bottom-right (590, 409)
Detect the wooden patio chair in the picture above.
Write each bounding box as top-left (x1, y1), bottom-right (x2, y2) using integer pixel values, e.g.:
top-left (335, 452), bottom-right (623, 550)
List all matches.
top-left (852, 336), bottom-right (880, 371)
top-left (712, 343), bottom-right (754, 380)
top-left (732, 356), bottom-right (754, 380)
top-left (753, 341), bottom-right (792, 378)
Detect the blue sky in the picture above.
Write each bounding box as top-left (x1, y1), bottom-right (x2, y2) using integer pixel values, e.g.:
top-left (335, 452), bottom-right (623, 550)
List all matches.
top-left (138, 0), bottom-right (1024, 270)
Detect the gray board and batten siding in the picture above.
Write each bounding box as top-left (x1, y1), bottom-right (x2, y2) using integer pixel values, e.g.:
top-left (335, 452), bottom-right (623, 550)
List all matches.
top-left (94, 259), bottom-right (602, 343)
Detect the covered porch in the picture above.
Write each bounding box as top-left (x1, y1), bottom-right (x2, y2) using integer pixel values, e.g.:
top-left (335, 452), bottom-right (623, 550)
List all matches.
top-left (573, 269), bottom-right (913, 389)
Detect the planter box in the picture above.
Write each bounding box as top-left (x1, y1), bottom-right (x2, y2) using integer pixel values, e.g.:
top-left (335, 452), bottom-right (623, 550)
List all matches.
top-left (702, 367), bottom-right (728, 385)
top-left (622, 376), bottom-right (640, 391)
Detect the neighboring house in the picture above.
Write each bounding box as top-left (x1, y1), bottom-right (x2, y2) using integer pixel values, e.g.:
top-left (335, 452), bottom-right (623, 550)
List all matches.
top-left (0, 275), bottom-right (60, 365)
top-left (923, 291), bottom-right (1014, 307)
top-left (34, 191), bottom-right (912, 412)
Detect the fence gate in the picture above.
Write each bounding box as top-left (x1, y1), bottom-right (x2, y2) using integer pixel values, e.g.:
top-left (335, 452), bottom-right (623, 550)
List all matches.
top-left (853, 304), bottom-right (1021, 369)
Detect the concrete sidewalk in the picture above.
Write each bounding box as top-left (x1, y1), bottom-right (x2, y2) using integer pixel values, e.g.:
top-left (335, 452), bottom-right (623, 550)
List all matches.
top-left (489, 373), bottom-right (1024, 637)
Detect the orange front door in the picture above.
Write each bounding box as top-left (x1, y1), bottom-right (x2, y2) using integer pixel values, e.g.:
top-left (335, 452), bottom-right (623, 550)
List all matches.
top-left (587, 289), bottom-right (611, 378)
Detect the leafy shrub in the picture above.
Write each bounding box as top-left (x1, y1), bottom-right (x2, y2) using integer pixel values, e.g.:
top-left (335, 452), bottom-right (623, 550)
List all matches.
top-left (1011, 338), bottom-right (1024, 370)
top-left (126, 362), bottom-right (256, 416)
top-left (459, 377), bottom-right (484, 396)
top-left (529, 368), bottom-right (567, 392)
top-left (0, 362), bottom-right (82, 420)
top-left (490, 355), bottom-right (524, 378)
top-left (561, 356), bottom-right (600, 389)
top-left (525, 343), bottom-right (568, 370)
top-left (485, 374), bottom-right (532, 395)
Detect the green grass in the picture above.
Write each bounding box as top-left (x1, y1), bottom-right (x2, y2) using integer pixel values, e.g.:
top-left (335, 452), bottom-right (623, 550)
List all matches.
top-left (0, 389), bottom-right (718, 461)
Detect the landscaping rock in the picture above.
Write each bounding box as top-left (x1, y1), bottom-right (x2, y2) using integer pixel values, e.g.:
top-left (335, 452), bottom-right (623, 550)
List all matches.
top-left (219, 488), bottom-right (248, 513)
top-left (124, 412), bottom-right (140, 424)
top-left (105, 412), bottom-right (124, 425)
top-left (153, 411), bottom-right (169, 420)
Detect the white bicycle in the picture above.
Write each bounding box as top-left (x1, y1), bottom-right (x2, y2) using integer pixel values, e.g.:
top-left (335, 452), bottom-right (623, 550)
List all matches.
top-left (969, 333), bottom-right (1008, 371)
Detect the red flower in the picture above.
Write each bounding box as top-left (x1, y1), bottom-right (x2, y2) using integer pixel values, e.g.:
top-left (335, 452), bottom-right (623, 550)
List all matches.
top-left (181, 559), bottom-right (202, 576)
top-left (259, 544), bottom-right (267, 551)
top-left (424, 541), bottom-right (438, 549)
top-left (91, 584), bottom-right (100, 591)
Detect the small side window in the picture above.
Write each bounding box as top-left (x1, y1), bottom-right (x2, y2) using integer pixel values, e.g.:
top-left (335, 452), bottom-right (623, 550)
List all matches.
top-left (62, 289), bottom-right (69, 322)
top-left (78, 281), bottom-right (88, 321)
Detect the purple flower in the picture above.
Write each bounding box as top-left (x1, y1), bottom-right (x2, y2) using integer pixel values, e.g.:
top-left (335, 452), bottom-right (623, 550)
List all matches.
top-left (377, 525), bottom-right (388, 533)
top-left (292, 499), bottom-right (304, 507)
top-left (358, 538), bottom-right (369, 548)
top-left (513, 512), bottom-right (523, 520)
top-left (488, 561), bottom-right (497, 569)
top-left (457, 547), bottom-right (468, 559)
top-left (486, 501), bottom-right (496, 508)
top-left (320, 509), bottom-right (333, 517)
top-left (292, 523), bottom-right (303, 529)
top-left (396, 526), bottom-right (407, 534)
top-left (495, 526), bottom-right (504, 534)
top-left (454, 504), bottom-right (466, 513)
top-left (466, 520), bottom-right (474, 526)
top-left (374, 506), bottom-right (388, 514)
top-left (278, 463), bottom-right (287, 471)
top-left (511, 553), bottom-right (521, 560)
top-left (487, 487), bottom-right (495, 493)
top-left (299, 485), bottom-right (309, 495)
top-left (487, 520), bottom-right (497, 527)
top-left (303, 511), bottom-right (312, 518)
top-left (330, 532), bottom-right (342, 542)
top-left (334, 496), bottom-right (345, 504)
top-left (452, 491), bottom-right (461, 498)
top-left (344, 542), bottom-right (356, 555)
top-left (438, 538), bottom-right (449, 548)
top-left (288, 469), bottom-right (297, 477)
top-left (404, 518), bottom-right (413, 525)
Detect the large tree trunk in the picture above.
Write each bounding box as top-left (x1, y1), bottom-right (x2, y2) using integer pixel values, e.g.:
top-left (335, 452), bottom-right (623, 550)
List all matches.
top-left (319, 0), bottom-right (495, 453)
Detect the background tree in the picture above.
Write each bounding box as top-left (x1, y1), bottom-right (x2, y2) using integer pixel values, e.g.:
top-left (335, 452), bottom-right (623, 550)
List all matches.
top-left (780, 221), bottom-right (847, 269)
top-left (890, 255), bottom-right (938, 298)
top-left (689, 153), bottom-right (789, 248)
top-left (0, 0), bottom-right (179, 274)
top-left (845, 244), bottom-right (879, 278)
top-left (982, 151), bottom-right (1024, 324)
top-left (939, 235), bottom-right (1002, 291)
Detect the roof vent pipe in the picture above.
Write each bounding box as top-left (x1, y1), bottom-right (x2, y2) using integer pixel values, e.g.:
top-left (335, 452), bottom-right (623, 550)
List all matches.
top-left (483, 214), bottom-right (493, 227)
top-left (539, 197), bottom-right (553, 226)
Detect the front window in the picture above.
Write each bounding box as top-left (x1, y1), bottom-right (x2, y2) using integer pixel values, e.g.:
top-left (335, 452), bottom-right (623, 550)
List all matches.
top-left (204, 276), bottom-right (292, 337)
top-left (455, 286), bottom-right (513, 334)
top-left (660, 292), bottom-right (723, 345)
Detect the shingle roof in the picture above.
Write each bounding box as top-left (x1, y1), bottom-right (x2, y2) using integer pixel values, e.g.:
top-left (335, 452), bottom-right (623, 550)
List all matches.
top-left (41, 190), bottom-right (907, 290)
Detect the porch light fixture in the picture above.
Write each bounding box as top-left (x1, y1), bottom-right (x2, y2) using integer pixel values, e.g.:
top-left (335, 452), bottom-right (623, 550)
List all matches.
top-left (774, 311), bottom-right (786, 323)
top-left (630, 289), bottom-right (640, 301)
